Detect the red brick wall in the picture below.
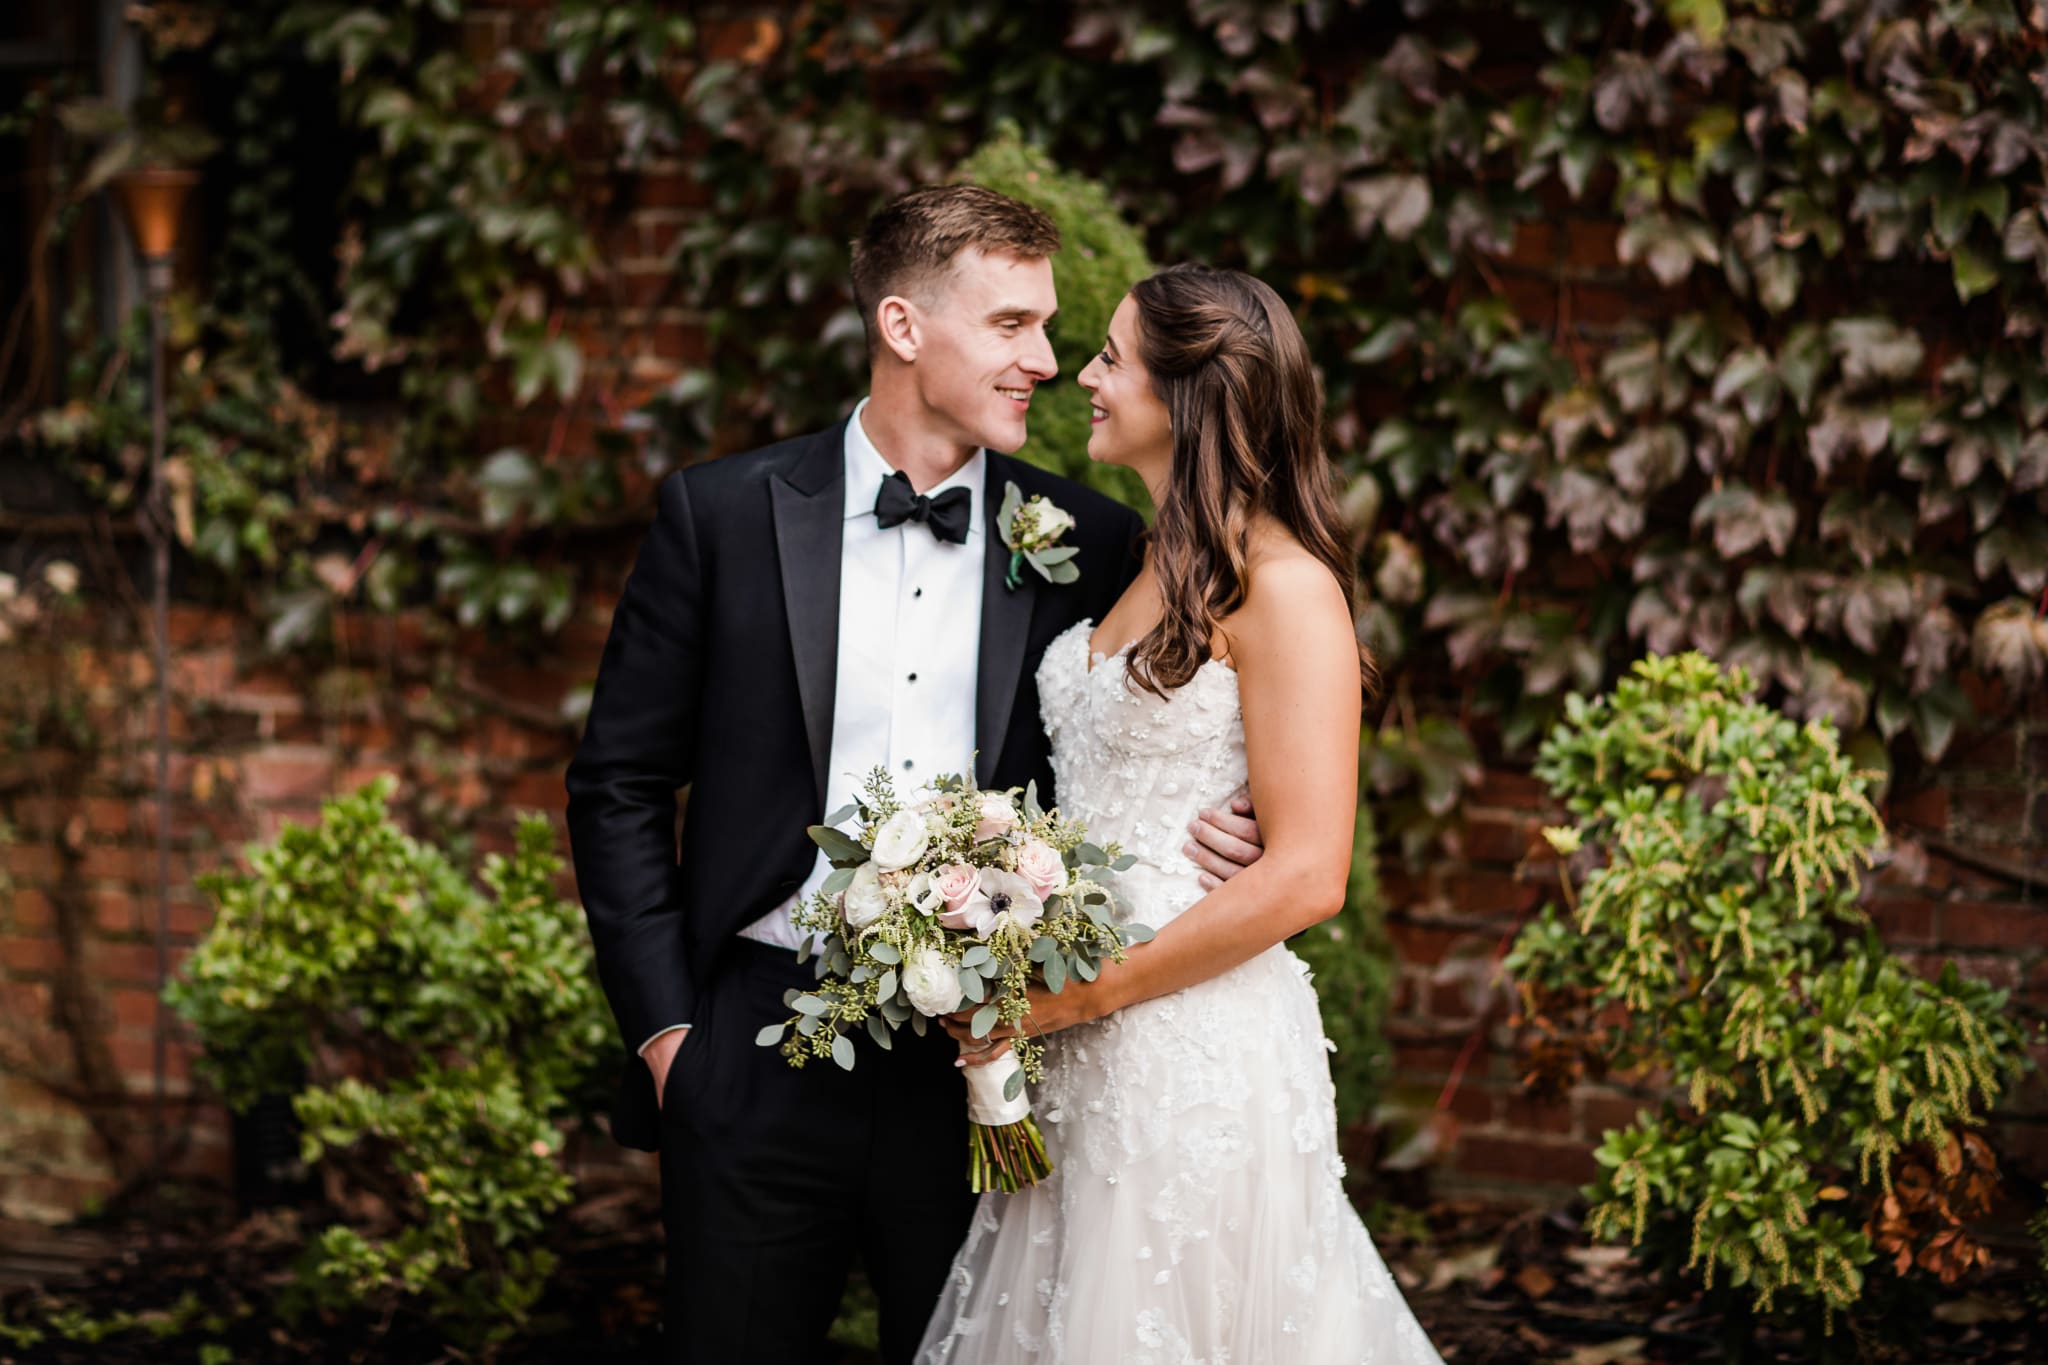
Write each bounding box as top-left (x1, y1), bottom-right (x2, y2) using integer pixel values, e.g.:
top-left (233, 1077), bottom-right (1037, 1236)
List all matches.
top-left (4, 592), bottom-right (2042, 1220)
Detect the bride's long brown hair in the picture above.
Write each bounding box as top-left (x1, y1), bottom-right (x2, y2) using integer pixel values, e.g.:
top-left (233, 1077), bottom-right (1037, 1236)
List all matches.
top-left (1124, 263), bottom-right (1376, 703)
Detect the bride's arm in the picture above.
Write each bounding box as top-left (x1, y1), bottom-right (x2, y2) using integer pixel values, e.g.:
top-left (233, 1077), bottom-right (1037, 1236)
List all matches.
top-left (961, 554), bottom-right (1363, 1045)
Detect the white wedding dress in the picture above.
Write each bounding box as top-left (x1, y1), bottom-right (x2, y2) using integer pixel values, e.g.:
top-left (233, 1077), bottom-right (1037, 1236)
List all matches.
top-left (917, 621), bottom-right (1440, 1364)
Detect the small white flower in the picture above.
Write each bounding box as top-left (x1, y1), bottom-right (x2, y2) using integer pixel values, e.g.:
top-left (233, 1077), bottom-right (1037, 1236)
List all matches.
top-left (906, 871), bottom-right (945, 917)
top-left (870, 809), bottom-right (931, 870)
top-left (42, 561), bottom-right (79, 596)
top-left (901, 946), bottom-right (962, 1016)
top-left (841, 863), bottom-right (890, 930)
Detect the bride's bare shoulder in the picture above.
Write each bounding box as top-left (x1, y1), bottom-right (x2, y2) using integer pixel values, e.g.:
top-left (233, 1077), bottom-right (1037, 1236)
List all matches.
top-left (1219, 520), bottom-right (1350, 666)
top-left (1242, 520), bottom-right (1342, 601)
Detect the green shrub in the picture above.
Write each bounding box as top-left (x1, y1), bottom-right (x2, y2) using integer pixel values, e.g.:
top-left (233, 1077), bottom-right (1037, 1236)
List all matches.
top-left (1293, 801), bottom-right (1394, 1133)
top-left (956, 125), bottom-right (1155, 514)
top-left (1506, 652), bottom-right (2029, 1330)
top-left (166, 777), bottom-right (611, 1348)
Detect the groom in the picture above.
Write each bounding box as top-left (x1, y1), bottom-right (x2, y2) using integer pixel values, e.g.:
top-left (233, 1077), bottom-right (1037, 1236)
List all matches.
top-left (565, 186), bottom-right (1260, 1364)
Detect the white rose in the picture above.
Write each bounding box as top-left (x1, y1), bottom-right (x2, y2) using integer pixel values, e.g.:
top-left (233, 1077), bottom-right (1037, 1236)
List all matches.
top-left (841, 862), bottom-right (891, 930)
top-left (870, 809), bottom-right (931, 870)
top-left (1030, 501), bottom-right (1074, 540)
top-left (906, 871), bottom-right (945, 917)
top-left (973, 793), bottom-right (1018, 842)
top-left (901, 946), bottom-right (962, 1017)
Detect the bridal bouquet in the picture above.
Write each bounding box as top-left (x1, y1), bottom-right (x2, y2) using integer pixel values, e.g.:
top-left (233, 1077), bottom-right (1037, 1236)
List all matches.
top-left (756, 767), bottom-right (1150, 1192)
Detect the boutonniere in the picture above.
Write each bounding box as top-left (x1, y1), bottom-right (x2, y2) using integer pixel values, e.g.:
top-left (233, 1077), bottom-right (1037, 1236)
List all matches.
top-left (998, 481), bottom-right (1079, 590)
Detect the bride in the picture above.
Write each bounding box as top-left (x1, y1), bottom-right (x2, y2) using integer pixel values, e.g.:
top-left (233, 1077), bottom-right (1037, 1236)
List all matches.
top-left (918, 264), bottom-right (1441, 1363)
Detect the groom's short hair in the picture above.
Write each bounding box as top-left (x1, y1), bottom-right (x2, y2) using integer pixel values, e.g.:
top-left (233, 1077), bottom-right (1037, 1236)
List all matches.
top-left (850, 185), bottom-right (1060, 356)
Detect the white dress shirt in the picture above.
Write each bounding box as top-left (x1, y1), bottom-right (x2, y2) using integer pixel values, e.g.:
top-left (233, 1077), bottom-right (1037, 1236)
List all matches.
top-left (641, 401), bottom-right (986, 1055)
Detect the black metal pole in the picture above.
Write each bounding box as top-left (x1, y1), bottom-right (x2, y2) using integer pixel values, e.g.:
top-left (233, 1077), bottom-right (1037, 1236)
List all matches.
top-left (146, 254), bottom-right (172, 1239)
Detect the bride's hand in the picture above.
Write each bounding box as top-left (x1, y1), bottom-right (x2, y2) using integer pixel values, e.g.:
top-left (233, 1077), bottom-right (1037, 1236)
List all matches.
top-left (942, 978), bottom-right (1105, 1052)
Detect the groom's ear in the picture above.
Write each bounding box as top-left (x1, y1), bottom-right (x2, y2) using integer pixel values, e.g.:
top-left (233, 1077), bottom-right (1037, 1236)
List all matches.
top-left (876, 295), bottom-right (921, 364)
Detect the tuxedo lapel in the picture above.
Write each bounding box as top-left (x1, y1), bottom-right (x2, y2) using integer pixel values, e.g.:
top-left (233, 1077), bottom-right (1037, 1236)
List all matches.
top-left (770, 427), bottom-right (847, 806)
top-left (975, 455), bottom-right (1038, 786)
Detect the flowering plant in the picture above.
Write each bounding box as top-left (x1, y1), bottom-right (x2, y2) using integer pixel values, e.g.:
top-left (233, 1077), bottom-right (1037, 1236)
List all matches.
top-left (999, 480), bottom-right (1078, 590)
top-left (757, 767), bottom-right (1149, 1191)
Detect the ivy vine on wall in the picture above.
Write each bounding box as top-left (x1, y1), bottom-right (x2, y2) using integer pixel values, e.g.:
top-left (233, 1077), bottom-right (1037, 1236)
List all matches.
top-left (11, 1), bottom-right (2048, 847)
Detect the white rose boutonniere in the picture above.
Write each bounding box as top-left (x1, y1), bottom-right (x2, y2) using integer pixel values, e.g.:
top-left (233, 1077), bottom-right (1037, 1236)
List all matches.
top-left (999, 480), bottom-right (1079, 590)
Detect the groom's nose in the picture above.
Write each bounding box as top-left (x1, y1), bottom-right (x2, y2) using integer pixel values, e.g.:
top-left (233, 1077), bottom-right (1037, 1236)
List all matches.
top-left (1019, 327), bottom-right (1057, 381)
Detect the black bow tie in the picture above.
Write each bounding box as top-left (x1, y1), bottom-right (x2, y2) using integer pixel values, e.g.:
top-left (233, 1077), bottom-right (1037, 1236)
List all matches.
top-left (874, 470), bottom-right (972, 545)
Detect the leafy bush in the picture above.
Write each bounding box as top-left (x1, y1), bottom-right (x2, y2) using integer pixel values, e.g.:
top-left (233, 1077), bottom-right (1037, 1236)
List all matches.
top-left (1292, 802), bottom-right (1395, 1133)
top-left (1506, 653), bottom-right (2030, 1329)
top-left (166, 778), bottom-right (611, 1348)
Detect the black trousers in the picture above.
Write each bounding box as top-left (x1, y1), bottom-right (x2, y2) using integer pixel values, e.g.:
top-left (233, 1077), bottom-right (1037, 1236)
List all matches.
top-left (658, 937), bottom-right (978, 1364)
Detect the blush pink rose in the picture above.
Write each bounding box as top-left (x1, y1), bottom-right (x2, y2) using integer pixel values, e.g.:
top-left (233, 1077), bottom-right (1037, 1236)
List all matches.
top-left (1012, 839), bottom-right (1067, 900)
top-left (932, 863), bottom-right (983, 912)
top-left (937, 891), bottom-right (993, 935)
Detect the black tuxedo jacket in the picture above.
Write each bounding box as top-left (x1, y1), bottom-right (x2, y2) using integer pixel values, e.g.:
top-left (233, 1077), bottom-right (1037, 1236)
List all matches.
top-left (565, 422), bottom-right (1145, 1149)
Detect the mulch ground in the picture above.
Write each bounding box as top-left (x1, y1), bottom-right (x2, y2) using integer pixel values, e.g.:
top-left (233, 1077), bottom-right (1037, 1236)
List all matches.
top-left (2, 1185), bottom-right (2044, 1362)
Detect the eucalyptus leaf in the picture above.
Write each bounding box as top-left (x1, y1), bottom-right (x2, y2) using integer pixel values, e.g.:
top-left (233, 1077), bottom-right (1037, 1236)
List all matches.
top-left (808, 826), bottom-right (869, 865)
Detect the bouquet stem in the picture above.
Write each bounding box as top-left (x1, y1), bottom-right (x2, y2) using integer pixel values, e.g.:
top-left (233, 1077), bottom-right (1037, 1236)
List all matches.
top-left (967, 1117), bottom-right (1051, 1193)
top-left (960, 1045), bottom-right (1052, 1191)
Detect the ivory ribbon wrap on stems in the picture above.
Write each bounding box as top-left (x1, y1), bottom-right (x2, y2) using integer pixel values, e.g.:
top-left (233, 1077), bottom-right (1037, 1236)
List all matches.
top-left (962, 1047), bottom-right (1032, 1126)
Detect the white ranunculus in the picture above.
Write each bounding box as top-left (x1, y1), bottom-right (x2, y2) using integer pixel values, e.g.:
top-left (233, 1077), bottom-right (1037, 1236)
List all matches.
top-left (906, 871), bottom-right (945, 917)
top-left (901, 946), bottom-right (962, 1017)
top-left (870, 809), bottom-right (931, 870)
top-left (841, 862), bottom-right (891, 930)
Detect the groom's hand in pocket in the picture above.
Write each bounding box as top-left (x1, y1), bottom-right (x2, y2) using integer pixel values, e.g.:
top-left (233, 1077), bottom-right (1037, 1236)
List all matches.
top-left (642, 1027), bottom-right (689, 1109)
top-left (1185, 788), bottom-right (1264, 890)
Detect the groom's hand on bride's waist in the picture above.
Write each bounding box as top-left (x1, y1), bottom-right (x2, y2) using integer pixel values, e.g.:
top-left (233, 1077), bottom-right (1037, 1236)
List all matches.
top-left (1185, 791), bottom-right (1264, 890)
